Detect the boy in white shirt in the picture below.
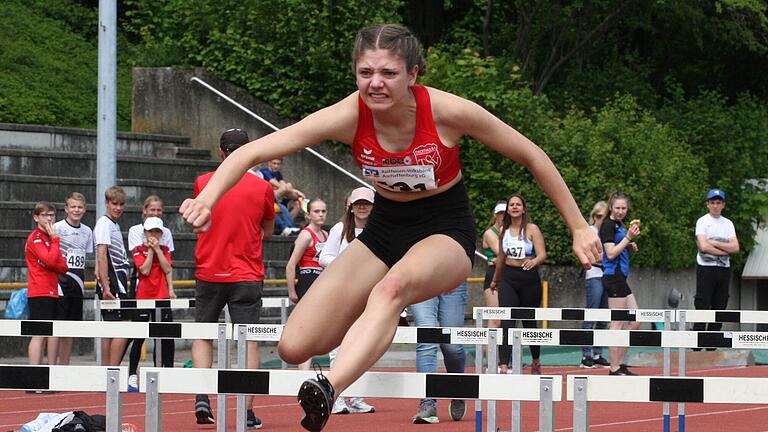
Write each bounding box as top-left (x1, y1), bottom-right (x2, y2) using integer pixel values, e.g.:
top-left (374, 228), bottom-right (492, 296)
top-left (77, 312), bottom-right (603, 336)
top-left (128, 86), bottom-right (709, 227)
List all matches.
top-left (693, 188), bottom-right (739, 343)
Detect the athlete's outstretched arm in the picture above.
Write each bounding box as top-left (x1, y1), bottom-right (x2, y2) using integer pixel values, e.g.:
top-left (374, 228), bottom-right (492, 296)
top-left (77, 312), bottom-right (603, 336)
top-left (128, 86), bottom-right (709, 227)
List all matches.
top-left (436, 90), bottom-right (601, 268)
top-left (180, 94), bottom-right (358, 231)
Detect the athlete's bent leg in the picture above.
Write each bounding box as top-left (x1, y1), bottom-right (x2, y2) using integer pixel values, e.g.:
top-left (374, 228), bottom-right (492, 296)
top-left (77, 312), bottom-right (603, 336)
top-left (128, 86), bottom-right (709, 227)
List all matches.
top-left (328, 235), bottom-right (471, 395)
top-left (278, 240), bottom-right (389, 365)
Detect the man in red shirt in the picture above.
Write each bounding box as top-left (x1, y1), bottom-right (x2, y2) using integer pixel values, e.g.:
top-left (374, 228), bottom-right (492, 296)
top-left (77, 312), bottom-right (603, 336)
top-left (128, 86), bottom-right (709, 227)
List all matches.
top-left (192, 128), bottom-right (275, 429)
top-left (25, 201), bottom-right (68, 366)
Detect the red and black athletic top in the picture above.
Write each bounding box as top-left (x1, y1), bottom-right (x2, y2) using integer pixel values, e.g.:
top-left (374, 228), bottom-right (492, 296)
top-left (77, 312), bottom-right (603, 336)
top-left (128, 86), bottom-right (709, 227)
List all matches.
top-left (25, 228), bottom-right (68, 298)
top-left (298, 227), bottom-right (328, 269)
top-left (132, 244), bottom-right (172, 300)
top-left (352, 85), bottom-right (461, 192)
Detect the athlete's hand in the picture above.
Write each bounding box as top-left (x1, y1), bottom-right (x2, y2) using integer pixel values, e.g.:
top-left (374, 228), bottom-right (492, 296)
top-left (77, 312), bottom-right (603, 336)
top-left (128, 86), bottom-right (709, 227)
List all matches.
top-left (103, 290), bottom-right (116, 301)
top-left (628, 242), bottom-right (639, 253)
top-left (180, 198), bottom-right (212, 233)
top-left (572, 225), bottom-right (602, 269)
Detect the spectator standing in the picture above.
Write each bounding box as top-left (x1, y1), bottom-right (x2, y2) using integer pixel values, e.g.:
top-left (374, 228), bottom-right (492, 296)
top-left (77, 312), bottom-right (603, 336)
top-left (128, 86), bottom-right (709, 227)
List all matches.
top-left (411, 281), bottom-right (469, 424)
top-left (53, 192), bottom-right (94, 365)
top-left (580, 201), bottom-right (611, 368)
top-left (490, 194), bottom-right (547, 375)
top-left (25, 201), bottom-right (68, 366)
top-left (318, 187), bottom-right (376, 415)
top-left (285, 198), bottom-right (329, 370)
top-left (191, 128), bottom-right (275, 429)
top-left (127, 195), bottom-right (175, 255)
top-left (94, 186), bottom-right (131, 366)
top-left (600, 191), bottom-right (641, 375)
top-left (481, 201), bottom-right (506, 328)
top-left (127, 217), bottom-right (175, 392)
top-left (693, 188), bottom-right (739, 345)
top-left (260, 158), bottom-right (306, 219)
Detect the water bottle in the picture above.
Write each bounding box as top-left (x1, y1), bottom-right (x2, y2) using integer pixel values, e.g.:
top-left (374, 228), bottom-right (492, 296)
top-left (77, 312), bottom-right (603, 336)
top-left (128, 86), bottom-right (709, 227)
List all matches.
top-left (20, 413), bottom-right (59, 432)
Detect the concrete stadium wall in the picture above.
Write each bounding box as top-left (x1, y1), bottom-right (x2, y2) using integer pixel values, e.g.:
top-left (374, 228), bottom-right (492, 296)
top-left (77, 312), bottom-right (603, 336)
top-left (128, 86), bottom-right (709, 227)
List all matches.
top-left (132, 67), bottom-right (363, 224)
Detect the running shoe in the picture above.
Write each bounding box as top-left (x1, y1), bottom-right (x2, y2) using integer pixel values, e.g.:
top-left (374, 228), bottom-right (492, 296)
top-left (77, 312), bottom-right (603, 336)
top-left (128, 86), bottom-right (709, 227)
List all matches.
top-left (449, 399), bottom-right (466, 421)
top-left (609, 364), bottom-right (637, 376)
top-left (531, 362), bottom-right (542, 375)
top-left (331, 396), bottom-right (350, 415)
top-left (593, 356), bottom-right (611, 368)
top-left (413, 399), bottom-right (439, 424)
top-left (298, 365), bottom-right (335, 431)
top-left (347, 397), bottom-right (375, 414)
top-left (128, 374), bottom-right (138, 393)
top-left (246, 409), bottom-right (263, 429)
top-left (580, 356), bottom-right (596, 368)
top-left (195, 394), bottom-right (215, 424)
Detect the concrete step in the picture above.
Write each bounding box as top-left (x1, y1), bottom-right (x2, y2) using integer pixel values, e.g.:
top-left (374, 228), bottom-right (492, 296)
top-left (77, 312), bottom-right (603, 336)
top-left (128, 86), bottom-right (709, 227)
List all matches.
top-left (0, 173), bottom-right (194, 207)
top-left (0, 148), bottom-right (217, 183)
top-left (0, 227), bottom-right (294, 262)
top-left (0, 257), bottom-right (290, 284)
top-left (0, 201), bottom-right (192, 232)
top-left (0, 122), bottom-right (207, 159)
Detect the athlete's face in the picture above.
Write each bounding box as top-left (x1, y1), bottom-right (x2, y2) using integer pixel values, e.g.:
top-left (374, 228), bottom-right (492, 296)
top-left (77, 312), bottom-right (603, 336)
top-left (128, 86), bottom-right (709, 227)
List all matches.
top-left (351, 200), bottom-right (373, 221)
top-left (355, 49), bottom-right (418, 112)
top-left (268, 159), bottom-right (283, 172)
top-left (144, 229), bottom-right (163, 241)
top-left (144, 200), bottom-right (163, 218)
top-left (506, 197), bottom-right (526, 219)
top-left (308, 201), bottom-right (327, 226)
top-left (64, 199), bottom-right (86, 223)
top-left (105, 199), bottom-right (124, 220)
top-left (610, 198), bottom-right (628, 222)
top-left (707, 198), bottom-right (725, 217)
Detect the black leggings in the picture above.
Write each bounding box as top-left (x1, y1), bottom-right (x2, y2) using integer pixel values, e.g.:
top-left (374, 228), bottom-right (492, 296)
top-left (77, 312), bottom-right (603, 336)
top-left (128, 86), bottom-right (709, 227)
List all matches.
top-left (693, 265), bottom-right (731, 332)
top-left (497, 265), bottom-right (542, 365)
top-left (129, 308), bottom-right (175, 375)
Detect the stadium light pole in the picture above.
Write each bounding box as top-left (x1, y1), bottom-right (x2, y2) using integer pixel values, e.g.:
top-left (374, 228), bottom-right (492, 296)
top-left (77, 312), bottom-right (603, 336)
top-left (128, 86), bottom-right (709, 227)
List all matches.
top-left (96, 0), bottom-right (117, 218)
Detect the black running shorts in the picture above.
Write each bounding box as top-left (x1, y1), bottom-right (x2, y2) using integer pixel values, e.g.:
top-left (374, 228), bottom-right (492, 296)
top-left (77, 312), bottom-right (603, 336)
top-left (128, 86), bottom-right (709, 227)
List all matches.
top-left (357, 179), bottom-right (477, 268)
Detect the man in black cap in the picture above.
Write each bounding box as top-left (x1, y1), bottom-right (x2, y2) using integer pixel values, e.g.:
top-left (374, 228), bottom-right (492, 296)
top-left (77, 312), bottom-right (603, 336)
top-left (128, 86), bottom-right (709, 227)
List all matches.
top-left (693, 188), bottom-right (739, 349)
top-left (191, 128), bottom-right (275, 429)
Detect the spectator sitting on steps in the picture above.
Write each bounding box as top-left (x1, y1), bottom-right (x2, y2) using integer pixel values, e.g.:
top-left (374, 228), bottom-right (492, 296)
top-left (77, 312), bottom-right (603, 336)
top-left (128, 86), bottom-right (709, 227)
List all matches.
top-left (259, 158), bottom-right (306, 220)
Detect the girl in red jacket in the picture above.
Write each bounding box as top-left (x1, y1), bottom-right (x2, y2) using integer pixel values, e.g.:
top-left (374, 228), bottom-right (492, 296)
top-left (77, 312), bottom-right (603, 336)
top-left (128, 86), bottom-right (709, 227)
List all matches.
top-left (25, 201), bottom-right (68, 365)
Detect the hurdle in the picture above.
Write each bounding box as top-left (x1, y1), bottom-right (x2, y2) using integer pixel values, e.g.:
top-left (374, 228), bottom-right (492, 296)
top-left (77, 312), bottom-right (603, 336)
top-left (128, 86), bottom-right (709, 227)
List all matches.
top-left (0, 365), bottom-right (127, 431)
top-left (140, 367), bottom-right (562, 432)
top-left (567, 375), bottom-right (768, 431)
top-left (92, 297), bottom-right (291, 365)
top-left (475, 306), bottom-right (768, 432)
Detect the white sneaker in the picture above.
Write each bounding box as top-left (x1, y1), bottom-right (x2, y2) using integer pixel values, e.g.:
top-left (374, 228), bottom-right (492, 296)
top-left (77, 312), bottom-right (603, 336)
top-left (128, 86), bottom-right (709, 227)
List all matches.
top-left (347, 397), bottom-right (375, 414)
top-left (128, 374), bottom-right (138, 393)
top-left (331, 396), bottom-right (349, 414)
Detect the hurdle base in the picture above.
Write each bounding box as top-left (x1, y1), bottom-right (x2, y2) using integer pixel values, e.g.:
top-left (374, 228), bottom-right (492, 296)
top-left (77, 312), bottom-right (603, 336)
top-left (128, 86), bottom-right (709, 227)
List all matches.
top-left (628, 349), bottom-right (754, 368)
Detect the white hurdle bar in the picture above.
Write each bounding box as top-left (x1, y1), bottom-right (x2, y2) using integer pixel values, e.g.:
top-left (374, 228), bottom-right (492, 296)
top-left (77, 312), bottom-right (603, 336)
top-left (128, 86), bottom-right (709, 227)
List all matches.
top-left (475, 306), bottom-right (768, 325)
top-left (567, 375), bottom-right (768, 432)
top-left (0, 365), bottom-right (127, 431)
top-left (140, 367), bottom-right (561, 432)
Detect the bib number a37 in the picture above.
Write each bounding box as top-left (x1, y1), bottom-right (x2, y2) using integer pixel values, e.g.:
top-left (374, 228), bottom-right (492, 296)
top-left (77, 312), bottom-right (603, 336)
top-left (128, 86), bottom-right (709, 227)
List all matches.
top-left (362, 165), bottom-right (437, 192)
top-left (504, 238), bottom-right (526, 259)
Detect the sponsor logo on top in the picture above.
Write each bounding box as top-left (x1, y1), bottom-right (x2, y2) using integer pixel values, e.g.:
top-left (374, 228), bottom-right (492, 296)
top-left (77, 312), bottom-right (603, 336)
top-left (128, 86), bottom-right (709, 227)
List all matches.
top-left (451, 328), bottom-right (494, 345)
top-left (520, 329), bottom-right (558, 346)
top-left (246, 324), bottom-right (283, 341)
top-left (480, 307), bottom-right (511, 320)
top-left (731, 332), bottom-right (768, 349)
top-left (636, 310), bottom-right (666, 322)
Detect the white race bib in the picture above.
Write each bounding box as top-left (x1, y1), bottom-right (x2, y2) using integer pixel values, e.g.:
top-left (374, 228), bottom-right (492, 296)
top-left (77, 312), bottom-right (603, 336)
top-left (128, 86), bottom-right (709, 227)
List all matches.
top-left (362, 165), bottom-right (437, 192)
top-left (66, 249), bottom-right (86, 270)
top-left (503, 237), bottom-right (526, 260)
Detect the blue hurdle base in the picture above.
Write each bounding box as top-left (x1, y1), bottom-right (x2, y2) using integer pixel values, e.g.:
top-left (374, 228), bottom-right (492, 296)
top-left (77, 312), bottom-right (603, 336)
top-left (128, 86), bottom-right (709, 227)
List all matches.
top-left (475, 409), bottom-right (482, 432)
top-left (663, 414), bottom-right (670, 432)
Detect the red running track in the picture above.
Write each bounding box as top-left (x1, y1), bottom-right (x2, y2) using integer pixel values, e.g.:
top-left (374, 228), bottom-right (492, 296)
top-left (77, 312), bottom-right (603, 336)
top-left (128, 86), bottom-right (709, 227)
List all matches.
top-left (2, 366), bottom-right (768, 431)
